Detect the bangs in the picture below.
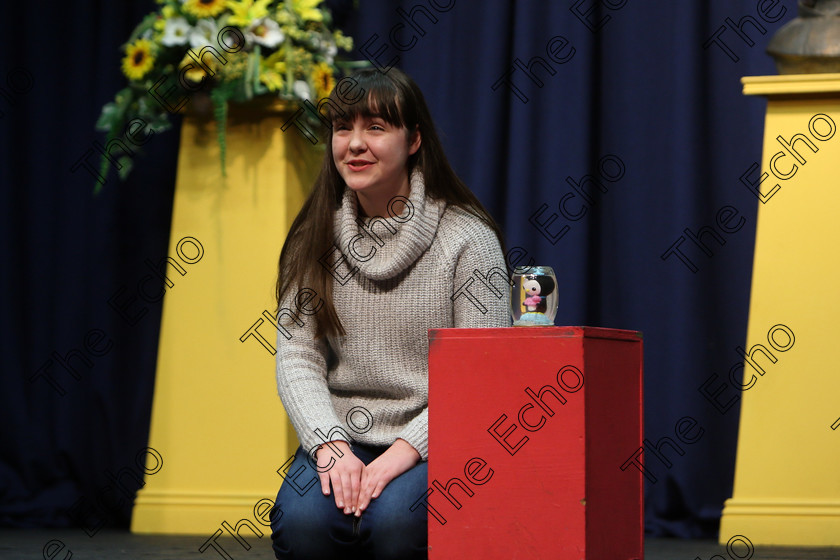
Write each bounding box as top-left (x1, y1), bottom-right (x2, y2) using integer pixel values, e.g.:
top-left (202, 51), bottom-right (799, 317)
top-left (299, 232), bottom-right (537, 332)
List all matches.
top-left (327, 70), bottom-right (407, 128)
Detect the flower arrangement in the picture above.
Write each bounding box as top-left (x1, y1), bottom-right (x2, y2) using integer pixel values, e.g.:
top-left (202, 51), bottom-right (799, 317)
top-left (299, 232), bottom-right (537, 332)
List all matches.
top-left (94, 0), bottom-right (358, 191)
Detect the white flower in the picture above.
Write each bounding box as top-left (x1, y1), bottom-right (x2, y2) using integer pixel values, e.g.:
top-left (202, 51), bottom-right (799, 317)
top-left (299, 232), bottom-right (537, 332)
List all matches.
top-left (293, 80), bottom-right (312, 102)
top-left (245, 18), bottom-right (284, 48)
top-left (161, 17), bottom-right (191, 47)
top-left (308, 36), bottom-right (336, 64)
top-left (323, 41), bottom-right (338, 64)
top-left (189, 18), bottom-right (219, 49)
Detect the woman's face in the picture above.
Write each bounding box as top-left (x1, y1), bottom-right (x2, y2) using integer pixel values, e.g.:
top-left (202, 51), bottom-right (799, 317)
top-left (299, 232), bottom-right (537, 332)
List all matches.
top-left (332, 113), bottom-right (421, 200)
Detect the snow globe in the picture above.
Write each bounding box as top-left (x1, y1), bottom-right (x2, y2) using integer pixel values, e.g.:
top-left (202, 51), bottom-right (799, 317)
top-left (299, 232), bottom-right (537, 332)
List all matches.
top-left (510, 266), bottom-right (558, 326)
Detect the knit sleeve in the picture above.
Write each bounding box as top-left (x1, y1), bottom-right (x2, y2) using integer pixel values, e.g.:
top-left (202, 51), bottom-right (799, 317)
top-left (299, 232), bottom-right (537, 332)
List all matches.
top-left (449, 210), bottom-right (511, 329)
top-left (396, 408), bottom-right (428, 461)
top-left (274, 286), bottom-right (350, 455)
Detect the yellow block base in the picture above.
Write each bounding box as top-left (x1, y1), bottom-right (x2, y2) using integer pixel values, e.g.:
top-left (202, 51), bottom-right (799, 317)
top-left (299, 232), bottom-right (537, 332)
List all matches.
top-left (130, 492), bottom-right (276, 534)
top-left (721, 501), bottom-right (840, 547)
top-left (720, 75), bottom-right (840, 546)
top-left (131, 101), bottom-right (321, 535)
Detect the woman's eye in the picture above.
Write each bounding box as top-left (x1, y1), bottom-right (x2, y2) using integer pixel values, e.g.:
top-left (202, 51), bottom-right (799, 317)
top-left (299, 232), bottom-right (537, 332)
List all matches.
top-left (370, 124), bottom-right (384, 131)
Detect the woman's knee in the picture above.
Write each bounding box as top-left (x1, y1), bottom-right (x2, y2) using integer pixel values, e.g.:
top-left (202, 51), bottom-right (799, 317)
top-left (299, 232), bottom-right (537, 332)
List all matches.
top-left (271, 497), bottom-right (355, 559)
top-left (361, 464), bottom-right (429, 559)
top-left (364, 510), bottom-right (427, 560)
top-left (270, 451), bottom-right (353, 558)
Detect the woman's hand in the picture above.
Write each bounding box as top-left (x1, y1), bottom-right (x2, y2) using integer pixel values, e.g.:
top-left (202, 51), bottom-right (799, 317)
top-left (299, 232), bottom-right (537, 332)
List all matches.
top-left (315, 440), bottom-right (365, 515)
top-left (355, 438), bottom-right (421, 517)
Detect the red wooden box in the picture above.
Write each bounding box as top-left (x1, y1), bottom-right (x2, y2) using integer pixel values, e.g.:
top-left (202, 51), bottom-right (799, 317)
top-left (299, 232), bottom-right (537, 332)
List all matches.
top-left (424, 326), bottom-right (643, 560)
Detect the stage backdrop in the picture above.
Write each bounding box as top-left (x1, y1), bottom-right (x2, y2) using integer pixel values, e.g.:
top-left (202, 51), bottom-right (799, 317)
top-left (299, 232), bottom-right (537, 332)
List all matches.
top-left (0, 0), bottom-right (794, 540)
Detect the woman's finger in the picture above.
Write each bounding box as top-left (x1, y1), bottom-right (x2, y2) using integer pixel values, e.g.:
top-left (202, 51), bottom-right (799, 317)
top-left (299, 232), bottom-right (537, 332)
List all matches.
top-left (331, 470), bottom-right (345, 509)
top-left (318, 470), bottom-right (331, 496)
top-left (340, 470), bottom-right (354, 514)
top-left (349, 465), bottom-right (362, 513)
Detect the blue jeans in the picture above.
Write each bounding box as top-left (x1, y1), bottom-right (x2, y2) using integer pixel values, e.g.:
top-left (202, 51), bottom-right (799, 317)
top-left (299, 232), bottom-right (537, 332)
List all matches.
top-left (270, 444), bottom-right (428, 559)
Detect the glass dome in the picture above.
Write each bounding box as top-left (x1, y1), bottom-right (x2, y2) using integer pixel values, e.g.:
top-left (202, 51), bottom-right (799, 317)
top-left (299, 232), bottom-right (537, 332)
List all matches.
top-left (510, 266), bottom-right (558, 326)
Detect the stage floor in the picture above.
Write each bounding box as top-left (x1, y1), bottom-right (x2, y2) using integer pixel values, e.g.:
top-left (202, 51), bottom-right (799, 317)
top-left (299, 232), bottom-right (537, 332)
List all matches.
top-left (2, 530), bottom-right (839, 559)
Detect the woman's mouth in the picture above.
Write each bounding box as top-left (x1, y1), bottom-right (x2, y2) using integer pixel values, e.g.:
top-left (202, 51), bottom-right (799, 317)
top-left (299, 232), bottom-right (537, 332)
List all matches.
top-left (347, 160), bottom-right (374, 171)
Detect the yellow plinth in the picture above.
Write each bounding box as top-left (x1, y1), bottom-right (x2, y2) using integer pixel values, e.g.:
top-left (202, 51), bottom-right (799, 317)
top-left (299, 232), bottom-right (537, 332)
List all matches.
top-left (719, 74), bottom-right (840, 546)
top-left (131, 101), bottom-right (321, 534)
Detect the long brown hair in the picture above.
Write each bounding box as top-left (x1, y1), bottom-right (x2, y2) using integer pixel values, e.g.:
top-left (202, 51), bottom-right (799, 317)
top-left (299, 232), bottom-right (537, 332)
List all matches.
top-left (275, 67), bottom-right (505, 338)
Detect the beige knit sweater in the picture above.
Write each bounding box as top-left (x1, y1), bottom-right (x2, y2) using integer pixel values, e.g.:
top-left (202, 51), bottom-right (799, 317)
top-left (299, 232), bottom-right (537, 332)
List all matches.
top-left (275, 171), bottom-right (510, 460)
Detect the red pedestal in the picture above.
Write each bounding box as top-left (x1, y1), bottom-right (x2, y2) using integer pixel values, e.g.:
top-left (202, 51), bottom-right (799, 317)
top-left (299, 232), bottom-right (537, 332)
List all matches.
top-left (424, 326), bottom-right (644, 560)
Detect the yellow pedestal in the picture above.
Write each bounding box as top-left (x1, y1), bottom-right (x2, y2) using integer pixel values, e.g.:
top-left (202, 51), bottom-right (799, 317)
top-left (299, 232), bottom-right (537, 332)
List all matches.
top-left (131, 101), bottom-right (322, 534)
top-left (719, 74), bottom-right (840, 546)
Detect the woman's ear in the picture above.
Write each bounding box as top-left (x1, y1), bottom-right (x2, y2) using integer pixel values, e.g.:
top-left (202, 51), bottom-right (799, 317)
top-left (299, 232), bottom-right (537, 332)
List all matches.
top-left (408, 125), bottom-right (421, 156)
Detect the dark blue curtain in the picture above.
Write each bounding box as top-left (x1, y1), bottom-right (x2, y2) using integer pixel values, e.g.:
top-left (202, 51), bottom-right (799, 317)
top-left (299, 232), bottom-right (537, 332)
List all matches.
top-left (0, 0), bottom-right (795, 539)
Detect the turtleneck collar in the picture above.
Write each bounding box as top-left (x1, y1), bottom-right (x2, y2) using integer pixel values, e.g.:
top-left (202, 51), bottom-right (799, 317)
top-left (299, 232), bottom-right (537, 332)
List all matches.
top-left (333, 170), bottom-right (446, 282)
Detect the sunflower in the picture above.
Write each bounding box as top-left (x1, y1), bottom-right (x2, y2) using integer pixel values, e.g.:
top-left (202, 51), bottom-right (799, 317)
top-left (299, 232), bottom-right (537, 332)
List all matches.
top-left (122, 39), bottom-right (156, 81)
top-left (182, 0), bottom-right (227, 18)
top-left (312, 61), bottom-right (334, 100)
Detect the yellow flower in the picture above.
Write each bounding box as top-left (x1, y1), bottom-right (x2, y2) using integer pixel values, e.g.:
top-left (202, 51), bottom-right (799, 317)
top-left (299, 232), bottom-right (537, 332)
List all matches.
top-left (333, 30), bottom-right (353, 51)
top-left (288, 28), bottom-right (307, 41)
top-left (260, 50), bottom-right (287, 92)
top-left (217, 51), bottom-right (248, 81)
top-left (122, 39), bottom-right (156, 81)
top-left (262, 49), bottom-right (287, 73)
top-left (291, 0), bottom-right (323, 22)
top-left (275, 10), bottom-right (294, 25)
top-left (182, 0), bottom-right (227, 18)
top-left (179, 53), bottom-right (217, 84)
top-left (153, 7), bottom-right (179, 31)
top-left (152, 4), bottom-right (178, 32)
top-left (312, 62), bottom-right (334, 100)
top-left (260, 70), bottom-right (284, 92)
top-left (227, 0), bottom-right (271, 26)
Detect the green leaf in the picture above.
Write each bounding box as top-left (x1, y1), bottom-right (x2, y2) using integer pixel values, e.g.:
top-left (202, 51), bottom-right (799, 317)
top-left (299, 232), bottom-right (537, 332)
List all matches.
top-left (127, 13), bottom-right (162, 44)
top-left (245, 46), bottom-right (262, 100)
top-left (211, 85), bottom-right (234, 177)
top-left (96, 87), bottom-right (133, 132)
top-left (96, 103), bottom-right (119, 133)
top-left (116, 156), bottom-right (134, 181)
top-left (147, 114), bottom-right (173, 134)
top-left (94, 128), bottom-right (118, 195)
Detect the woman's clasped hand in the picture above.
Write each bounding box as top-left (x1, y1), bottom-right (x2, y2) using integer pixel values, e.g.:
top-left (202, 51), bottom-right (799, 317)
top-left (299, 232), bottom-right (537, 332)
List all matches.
top-left (316, 438), bottom-right (421, 516)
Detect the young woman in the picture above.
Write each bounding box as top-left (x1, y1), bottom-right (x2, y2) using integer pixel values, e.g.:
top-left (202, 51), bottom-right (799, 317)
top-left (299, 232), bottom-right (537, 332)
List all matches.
top-left (270, 67), bottom-right (510, 559)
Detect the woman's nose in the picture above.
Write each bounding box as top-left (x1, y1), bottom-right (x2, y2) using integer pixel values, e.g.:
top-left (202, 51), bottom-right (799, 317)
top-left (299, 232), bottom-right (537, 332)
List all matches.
top-left (348, 129), bottom-right (365, 152)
